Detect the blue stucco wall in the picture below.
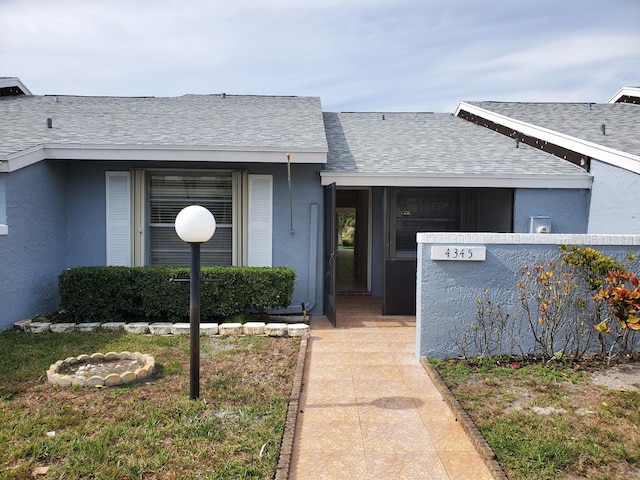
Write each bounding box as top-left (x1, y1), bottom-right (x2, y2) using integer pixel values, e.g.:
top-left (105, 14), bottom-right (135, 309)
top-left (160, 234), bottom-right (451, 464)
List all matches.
top-left (0, 162), bottom-right (68, 329)
top-left (0, 173), bottom-right (7, 224)
top-left (416, 233), bottom-right (640, 359)
top-left (66, 162), bottom-right (109, 267)
top-left (0, 159), bottom-right (325, 330)
top-left (588, 159), bottom-right (640, 234)
top-left (513, 188), bottom-right (589, 233)
top-left (251, 162), bottom-right (324, 314)
top-left (63, 160), bottom-right (325, 315)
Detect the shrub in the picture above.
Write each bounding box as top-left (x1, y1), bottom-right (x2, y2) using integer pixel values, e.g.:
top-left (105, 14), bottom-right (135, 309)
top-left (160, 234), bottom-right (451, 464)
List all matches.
top-left (452, 246), bottom-right (639, 363)
top-left (58, 266), bottom-right (295, 323)
top-left (517, 261), bottom-right (595, 361)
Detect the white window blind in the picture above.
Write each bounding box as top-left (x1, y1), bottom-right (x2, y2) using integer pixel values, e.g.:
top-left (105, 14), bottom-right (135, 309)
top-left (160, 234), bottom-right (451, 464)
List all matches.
top-left (148, 173), bottom-right (233, 266)
top-left (248, 174), bottom-right (273, 266)
top-left (105, 172), bottom-right (132, 266)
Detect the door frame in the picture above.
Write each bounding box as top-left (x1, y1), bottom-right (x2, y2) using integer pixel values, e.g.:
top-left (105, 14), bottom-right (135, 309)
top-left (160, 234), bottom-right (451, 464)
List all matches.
top-left (323, 183), bottom-right (337, 326)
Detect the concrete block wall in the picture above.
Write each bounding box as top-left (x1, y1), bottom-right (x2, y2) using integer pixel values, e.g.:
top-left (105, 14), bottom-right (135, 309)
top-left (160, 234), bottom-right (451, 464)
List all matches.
top-left (416, 233), bottom-right (640, 359)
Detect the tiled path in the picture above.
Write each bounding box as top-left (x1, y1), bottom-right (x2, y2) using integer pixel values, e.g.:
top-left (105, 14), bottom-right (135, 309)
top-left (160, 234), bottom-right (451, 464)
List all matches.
top-left (289, 297), bottom-right (493, 480)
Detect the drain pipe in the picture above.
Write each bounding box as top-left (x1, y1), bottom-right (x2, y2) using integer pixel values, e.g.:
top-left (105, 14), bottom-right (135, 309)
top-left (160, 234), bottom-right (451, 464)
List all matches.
top-left (268, 202), bottom-right (318, 315)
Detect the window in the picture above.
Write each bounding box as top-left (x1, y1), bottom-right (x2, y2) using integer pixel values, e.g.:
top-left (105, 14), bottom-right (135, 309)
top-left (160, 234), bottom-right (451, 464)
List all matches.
top-left (106, 170), bottom-right (273, 268)
top-left (388, 188), bottom-right (479, 257)
top-left (148, 173), bottom-right (233, 266)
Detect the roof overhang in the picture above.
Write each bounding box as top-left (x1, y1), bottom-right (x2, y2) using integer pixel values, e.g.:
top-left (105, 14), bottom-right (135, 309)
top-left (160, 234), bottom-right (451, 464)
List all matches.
top-left (0, 77), bottom-right (32, 96)
top-left (320, 171), bottom-right (592, 189)
top-left (0, 144), bottom-right (327, 172)
top-left (608, 86), bottom-right (640, 104)
top-left (455, 102), bottom-right (640, 175)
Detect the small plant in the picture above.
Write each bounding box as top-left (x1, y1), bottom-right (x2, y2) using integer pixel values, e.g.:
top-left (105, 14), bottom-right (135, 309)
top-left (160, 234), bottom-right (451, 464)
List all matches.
top-left (594, 270), bottom-right (640, 363)
top-left (518, 261), bottom-right (591, 361)
top-left (560, 245), bottom-right (627, 291)
top-left (449, 246), bottom-right (639, 363)
top-left (459, 289), bottom-right (521, 358)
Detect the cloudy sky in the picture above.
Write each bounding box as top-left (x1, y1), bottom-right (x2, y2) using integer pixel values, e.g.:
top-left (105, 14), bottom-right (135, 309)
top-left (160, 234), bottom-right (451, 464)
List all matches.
top-left (1, 0), bottom-right (638, 112)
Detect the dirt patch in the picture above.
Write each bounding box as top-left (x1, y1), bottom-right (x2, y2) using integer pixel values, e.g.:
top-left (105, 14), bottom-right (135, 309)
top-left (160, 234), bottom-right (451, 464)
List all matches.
top-left (590, 363), bottom-right (640, 391)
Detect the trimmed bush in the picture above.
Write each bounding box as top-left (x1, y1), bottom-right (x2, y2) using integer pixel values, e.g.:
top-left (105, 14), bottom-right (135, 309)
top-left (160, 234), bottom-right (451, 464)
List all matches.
top-left (58, 266), bottom-right (296, 323)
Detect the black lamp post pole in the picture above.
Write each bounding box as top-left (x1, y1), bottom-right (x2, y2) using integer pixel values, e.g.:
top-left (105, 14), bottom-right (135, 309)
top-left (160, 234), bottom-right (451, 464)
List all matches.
top-left (189, 242), bottom-right (201, 400)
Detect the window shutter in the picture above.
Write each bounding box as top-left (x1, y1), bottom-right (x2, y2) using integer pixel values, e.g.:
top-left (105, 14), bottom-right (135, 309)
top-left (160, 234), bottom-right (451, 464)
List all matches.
top-left (248, 174), bottom-right (272, 266)
top-left (106, 172), bottom-right (132, 266)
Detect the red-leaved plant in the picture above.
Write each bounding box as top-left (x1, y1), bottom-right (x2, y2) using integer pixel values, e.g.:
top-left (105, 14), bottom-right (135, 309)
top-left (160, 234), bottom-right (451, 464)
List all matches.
top-left (594, 271), bottom-right (640, 331)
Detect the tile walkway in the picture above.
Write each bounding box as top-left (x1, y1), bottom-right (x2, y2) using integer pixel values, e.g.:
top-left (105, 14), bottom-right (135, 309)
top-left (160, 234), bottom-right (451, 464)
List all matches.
top-left (289, 297), bottom-right (494, 480)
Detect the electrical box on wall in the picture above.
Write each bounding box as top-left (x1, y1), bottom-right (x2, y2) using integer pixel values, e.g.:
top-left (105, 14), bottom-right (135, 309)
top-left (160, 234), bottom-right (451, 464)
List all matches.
top-left (530, 216), bottom-right (552, 234)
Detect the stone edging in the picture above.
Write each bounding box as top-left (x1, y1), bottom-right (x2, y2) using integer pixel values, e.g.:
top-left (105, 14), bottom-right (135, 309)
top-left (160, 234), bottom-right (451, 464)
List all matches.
top-left (419, 357), bottom-right (508, 480)
top-left (13, 319), bottom-right (310, 338)
top-left (274, 335), bottom-right (308, 480)
top-left (47, 351), bottom-right (155, 388)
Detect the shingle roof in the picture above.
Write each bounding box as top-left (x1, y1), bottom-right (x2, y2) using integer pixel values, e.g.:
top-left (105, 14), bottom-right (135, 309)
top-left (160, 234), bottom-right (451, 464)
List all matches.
top-left (465, 101), bottom-right (640, 157)
top-left (0, 94), bottom-right (327, 158)
top-left (323, 111), bottom-right (590, 177)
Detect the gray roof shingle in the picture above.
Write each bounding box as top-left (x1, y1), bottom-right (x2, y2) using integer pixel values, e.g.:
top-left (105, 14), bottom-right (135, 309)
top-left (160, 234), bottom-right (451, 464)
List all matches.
top-left (0, 94), bottom-right (327, 157)
top-left (323, 111), bottom-right (589, 176)
top-left (465, 101), bottom-right (640, 157)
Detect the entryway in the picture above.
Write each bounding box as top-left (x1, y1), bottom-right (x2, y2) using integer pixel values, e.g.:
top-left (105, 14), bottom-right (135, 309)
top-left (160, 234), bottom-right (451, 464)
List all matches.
top-left (336, 189), bottom-right (369, 295)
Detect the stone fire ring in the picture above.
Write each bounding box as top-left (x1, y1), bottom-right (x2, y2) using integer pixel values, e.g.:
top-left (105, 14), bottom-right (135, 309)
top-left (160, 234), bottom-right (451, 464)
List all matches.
top-left (47, 351), bottom-right (155, 388)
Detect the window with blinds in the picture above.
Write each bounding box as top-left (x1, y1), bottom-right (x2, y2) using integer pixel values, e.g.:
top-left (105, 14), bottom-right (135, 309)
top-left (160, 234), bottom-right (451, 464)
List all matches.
top-left (390, 188), bottom-right (480, 257)
top-left (148, 174), bottom-right (233, 266)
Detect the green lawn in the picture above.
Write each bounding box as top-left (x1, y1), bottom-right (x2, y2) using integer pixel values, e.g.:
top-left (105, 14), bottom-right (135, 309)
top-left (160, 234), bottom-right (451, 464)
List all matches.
top-left (432, 357), bottom-right (640, 480)
top-left (0, 330), bottom-right (300, 479)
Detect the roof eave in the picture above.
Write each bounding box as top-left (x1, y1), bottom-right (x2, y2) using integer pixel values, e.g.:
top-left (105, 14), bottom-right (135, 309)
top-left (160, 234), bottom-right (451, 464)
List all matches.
top-left (455, 101), bottom-right (640, 174)
top-left (319, 171), bottom-right (593, 189)
top-left (0, 144), bottom-right (328, 172)
top-left (607, 86), bottom-right (640, 104)
top-left (0, 77), bottom-right (32, 95)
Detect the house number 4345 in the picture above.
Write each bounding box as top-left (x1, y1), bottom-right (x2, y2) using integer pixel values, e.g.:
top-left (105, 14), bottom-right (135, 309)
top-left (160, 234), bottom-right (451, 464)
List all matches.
top-left (431, 246), bottom-right (486, 261)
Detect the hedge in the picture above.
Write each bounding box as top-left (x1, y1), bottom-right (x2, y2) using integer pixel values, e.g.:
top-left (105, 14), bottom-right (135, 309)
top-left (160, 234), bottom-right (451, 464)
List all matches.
top-left (58, 266), bottom-right (296, 323)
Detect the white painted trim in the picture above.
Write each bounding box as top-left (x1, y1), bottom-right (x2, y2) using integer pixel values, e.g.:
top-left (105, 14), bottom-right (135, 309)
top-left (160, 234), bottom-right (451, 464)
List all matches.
top-left (417, 232), bottom-right (640, 246)
top-left (0, 77), bottom-right (32, 95)
top-left (1, 144), bottom-right (327, 172)
top-left (320, 172), bottom-right (592, 189)
top-left (0, 224), bottom-right (7, 235)
top-left (456, 102), bottom-right (640, 175)
top-left (608, 87), bottom-right (640, 104)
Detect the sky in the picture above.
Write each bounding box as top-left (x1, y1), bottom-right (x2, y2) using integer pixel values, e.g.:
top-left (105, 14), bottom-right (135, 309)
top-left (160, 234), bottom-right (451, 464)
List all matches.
top-left (1, 0), bottom-right (639, 113)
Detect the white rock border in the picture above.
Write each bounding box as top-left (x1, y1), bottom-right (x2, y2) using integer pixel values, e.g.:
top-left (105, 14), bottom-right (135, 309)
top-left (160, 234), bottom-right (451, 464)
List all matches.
top-left (47, 351), bottom-right (155, 388)
top-left (15, 319), bottom-right (309, 338)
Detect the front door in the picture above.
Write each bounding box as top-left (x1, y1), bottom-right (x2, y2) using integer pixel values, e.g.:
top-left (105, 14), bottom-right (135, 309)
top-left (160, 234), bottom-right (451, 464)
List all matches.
top-left (323, 183), bottom-right (337, 326)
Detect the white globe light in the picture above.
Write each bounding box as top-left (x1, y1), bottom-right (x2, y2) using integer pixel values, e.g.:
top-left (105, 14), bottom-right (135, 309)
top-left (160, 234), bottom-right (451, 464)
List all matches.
top-left (174, 205), bottom-right (216, 243)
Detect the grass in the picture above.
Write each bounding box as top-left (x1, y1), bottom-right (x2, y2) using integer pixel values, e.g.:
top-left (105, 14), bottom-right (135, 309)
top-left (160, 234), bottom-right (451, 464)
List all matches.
top-left (432, 357), bottom-right (640, 480)
top-left (0, 329), bottom-right (300, 479)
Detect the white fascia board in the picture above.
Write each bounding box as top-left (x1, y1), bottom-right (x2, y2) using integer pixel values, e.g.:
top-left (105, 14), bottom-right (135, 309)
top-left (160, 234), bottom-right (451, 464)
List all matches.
top-left (0, 77), bottom-right (32, 95)
top-left (1, 145), bottom-right (46, 172)
top-left (319, 172), bottom-right (593, 189)
top-left (608, 87), bottom-right (640, 104)
top-left (1, 144), bottom-right (327, 172)
top-left (456, 102), bottom-right (640, 175)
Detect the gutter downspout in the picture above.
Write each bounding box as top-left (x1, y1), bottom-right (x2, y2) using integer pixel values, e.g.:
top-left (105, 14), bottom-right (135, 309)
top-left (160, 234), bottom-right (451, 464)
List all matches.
top-left (268, 202), bottom-right (318, 315)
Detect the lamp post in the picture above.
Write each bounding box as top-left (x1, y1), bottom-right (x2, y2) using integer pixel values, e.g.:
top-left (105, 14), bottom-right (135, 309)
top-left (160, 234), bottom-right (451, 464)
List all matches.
top-left (174, 205), bottom-right (216, 400)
